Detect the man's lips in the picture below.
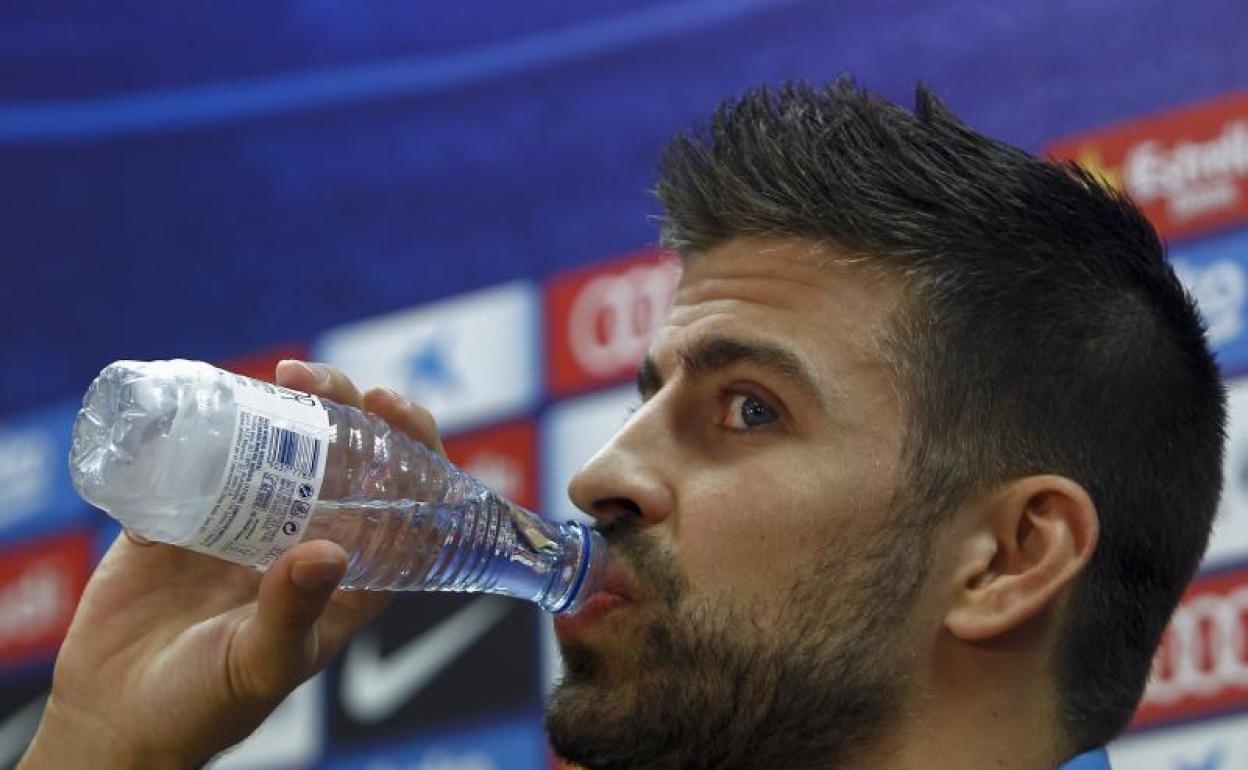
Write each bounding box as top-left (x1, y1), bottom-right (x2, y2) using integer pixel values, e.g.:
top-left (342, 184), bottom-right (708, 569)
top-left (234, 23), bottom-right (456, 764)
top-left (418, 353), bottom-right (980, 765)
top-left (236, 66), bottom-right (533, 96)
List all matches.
top-left (554, 557), bottom-right (638, 640)
top-left (554, 589), bottom-right (632, 641)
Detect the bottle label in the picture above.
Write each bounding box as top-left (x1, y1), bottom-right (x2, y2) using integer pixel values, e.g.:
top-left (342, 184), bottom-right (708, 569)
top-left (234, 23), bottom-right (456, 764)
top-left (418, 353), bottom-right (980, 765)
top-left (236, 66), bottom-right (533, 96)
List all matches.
top-left (188, 374), bottom-right (332, 568)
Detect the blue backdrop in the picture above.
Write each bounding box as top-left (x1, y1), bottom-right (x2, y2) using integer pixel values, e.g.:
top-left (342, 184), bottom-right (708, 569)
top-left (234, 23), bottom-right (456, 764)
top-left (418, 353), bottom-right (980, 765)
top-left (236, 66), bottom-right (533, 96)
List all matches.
top-left (3, 0), bottom-right (1247, 416)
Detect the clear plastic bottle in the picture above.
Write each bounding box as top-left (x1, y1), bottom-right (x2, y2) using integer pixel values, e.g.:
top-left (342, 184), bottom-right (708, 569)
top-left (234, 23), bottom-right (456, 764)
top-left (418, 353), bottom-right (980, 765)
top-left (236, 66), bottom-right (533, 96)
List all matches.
top-left (68, 359), bottom-right (606, 614)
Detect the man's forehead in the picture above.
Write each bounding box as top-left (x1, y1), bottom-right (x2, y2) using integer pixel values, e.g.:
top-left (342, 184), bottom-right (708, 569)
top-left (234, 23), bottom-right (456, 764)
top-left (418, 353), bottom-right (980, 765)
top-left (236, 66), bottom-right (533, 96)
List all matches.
top-left (653, 238), bottom-right (904, 399)
top-left (675, 241), bottom-right (835, 301)
top-left (675, 238), bottom-right (900, 306)
top-left (679, 236), bottom-right (841, 274)
top-left (668, 240), bottom-right (902, 339)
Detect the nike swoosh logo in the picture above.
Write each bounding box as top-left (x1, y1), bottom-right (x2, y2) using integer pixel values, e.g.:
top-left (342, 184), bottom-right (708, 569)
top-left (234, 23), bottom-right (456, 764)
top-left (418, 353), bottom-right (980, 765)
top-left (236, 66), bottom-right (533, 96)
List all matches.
top-left (342, 596), bottom-right (512, 723)
top-left (0, 691), bottom-right (47, 768)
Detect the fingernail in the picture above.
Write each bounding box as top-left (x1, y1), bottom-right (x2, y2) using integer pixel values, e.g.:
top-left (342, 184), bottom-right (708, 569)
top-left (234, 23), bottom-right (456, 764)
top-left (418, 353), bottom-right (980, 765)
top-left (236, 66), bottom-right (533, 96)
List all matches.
top-left (277, 359), bottom-right (313, 383)
top-left (380, 387), bottom-right (408, 406)
top-left (124, 529), bottom-right (155, 547)
top-left (304, 362), bottom-right (332, 385)
top-left (291, 559), bottom-right (341, 590)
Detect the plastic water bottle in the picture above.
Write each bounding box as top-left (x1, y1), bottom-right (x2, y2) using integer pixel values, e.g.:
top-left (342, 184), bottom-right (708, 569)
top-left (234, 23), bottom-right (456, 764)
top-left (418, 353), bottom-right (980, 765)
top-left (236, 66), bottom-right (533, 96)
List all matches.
top-left (68, 359), bottom-right (606, 614)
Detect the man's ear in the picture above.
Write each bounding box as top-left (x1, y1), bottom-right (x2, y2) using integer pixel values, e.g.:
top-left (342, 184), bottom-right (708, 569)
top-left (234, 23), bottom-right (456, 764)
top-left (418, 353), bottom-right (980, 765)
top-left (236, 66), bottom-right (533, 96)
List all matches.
top-left (945, 475), bottom-right (1099, 642)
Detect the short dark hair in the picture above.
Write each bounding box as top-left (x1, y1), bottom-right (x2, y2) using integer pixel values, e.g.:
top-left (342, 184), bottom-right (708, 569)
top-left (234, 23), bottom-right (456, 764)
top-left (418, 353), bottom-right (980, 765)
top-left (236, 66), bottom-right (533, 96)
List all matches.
top-left (654, 79), bottom-right (1227, 751)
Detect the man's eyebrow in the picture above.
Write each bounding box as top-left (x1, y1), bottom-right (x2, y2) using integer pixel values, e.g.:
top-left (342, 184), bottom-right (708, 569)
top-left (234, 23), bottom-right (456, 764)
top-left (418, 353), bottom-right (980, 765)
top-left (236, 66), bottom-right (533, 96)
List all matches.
top-left (636, 336), bottom-right (825, 406)
top-left (637, 355), bottom-right (662, 398)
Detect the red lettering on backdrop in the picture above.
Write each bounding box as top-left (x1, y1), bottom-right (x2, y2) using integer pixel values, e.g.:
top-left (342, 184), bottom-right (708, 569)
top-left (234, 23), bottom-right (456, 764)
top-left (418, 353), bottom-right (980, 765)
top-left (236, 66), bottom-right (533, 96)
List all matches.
top-left (443, 420), bottom-right (538, 511)
top-left (1047, 91), bottom-right (1248, 241)
top-left (1132, 564), bottom-right (1248, 730)
top-left (546, 251), bottom-right (681, 396)
top-left (0, 531), bottom-right (92, 668)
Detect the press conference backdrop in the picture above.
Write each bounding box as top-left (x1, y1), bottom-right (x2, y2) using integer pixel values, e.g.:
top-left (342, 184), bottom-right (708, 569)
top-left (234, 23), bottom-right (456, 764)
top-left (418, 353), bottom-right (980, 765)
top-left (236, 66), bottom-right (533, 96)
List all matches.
top-left (2, 2), bottom-right (1247, 768)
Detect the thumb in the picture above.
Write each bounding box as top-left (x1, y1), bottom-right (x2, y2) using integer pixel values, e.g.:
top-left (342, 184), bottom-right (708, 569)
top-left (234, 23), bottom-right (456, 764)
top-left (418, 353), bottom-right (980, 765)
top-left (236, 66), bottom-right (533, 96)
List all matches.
top-left (231, 540), bottom-right (347, 702)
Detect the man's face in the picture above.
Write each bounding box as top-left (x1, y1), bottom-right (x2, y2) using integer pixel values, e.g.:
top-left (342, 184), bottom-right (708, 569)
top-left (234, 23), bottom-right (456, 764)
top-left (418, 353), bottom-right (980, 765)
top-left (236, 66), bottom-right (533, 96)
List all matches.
top-left (545, 238), bottom-right (931, 770)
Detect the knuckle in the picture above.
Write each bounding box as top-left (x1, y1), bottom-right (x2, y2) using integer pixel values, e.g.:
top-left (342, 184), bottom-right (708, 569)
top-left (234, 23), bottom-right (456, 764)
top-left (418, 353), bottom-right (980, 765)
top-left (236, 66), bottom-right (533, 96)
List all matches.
top-left (317, 365), bottom-right (363, 402)
top-left (362, 386), bottom-right (391, 408)
top-left (410, 407), bottom-right (440, 436)
top-left (326, 367), bottom-right (352, 387)
top-left (363, 387), bottom-right (441, 447)
top-left (315, 363), bottom-right (347, 387)
top-left (404, 405), bottom-right (443, 451)
top-left (408, 403), bottom-right (437, 428)
top-left (229, 653), bottom-right (297, 706)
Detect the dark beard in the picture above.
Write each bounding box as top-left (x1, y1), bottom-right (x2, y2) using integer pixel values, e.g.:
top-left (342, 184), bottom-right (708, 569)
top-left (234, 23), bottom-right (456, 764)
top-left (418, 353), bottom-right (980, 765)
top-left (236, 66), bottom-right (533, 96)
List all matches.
top-left (544, 516), bottom-right (929, 770)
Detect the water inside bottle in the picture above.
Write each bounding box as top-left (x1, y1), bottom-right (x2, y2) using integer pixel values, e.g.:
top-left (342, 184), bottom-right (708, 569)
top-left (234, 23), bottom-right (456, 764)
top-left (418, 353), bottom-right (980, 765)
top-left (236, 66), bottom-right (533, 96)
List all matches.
top-left (68, 359), bottom-right (606, 613)
top-left (300, 496), bottom-right (588, 611)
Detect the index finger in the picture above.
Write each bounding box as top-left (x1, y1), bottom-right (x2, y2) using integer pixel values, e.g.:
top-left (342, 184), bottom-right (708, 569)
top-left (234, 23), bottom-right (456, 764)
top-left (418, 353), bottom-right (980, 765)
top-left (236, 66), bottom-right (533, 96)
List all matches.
top-left (362, 387), bottom-right (446, 457)
top-left (275, 360), bottom-right (364, 409)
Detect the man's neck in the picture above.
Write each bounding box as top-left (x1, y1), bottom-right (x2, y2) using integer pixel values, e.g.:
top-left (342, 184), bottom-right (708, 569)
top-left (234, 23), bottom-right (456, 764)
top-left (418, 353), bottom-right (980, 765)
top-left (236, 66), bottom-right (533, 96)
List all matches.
top-left (844, 642), bottom-right (1066, 770)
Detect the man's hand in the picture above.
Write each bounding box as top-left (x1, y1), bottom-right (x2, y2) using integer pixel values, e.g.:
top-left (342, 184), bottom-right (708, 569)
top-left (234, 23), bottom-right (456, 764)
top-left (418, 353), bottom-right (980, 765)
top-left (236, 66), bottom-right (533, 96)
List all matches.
top-left (20, 361), bottom-right (444, 770)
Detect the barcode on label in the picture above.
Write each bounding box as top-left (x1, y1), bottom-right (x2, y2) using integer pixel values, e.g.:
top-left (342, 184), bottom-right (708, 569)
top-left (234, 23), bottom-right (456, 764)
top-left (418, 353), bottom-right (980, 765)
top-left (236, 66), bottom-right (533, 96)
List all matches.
top-left (268, 427), bottom-right (321, 478)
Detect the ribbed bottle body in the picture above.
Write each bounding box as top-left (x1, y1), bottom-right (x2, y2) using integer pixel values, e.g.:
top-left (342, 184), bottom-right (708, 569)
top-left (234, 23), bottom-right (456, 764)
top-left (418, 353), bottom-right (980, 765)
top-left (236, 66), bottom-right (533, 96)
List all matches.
top-left (70, 360), bottom-right (603, 613)
top-left (301, 402), bottom-right (589, 610)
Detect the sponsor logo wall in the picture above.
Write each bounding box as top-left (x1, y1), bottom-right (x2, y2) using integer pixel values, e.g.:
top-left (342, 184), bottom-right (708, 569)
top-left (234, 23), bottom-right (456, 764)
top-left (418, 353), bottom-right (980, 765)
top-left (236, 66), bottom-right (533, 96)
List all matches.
top-left (0, 402), bottom-right (93, 547)
top-left (1170, 229), bottom-right (1248, 379)
top-left (0, 532), bottom-right (91, 673)
top-left (1133, 564), bottom-right (1248, 731)
top-left (444, 420), bottom-right (539, 512)
top-left (1047, 91), bottom-right (1248, 241)
top-left (314, 282), bottom-right (542, 435)
top-left (325, 593), bottom-right (541, 764)
top-left (1205, 381), bottom-right (1248, 568)
top-left (545, 251), bottom-right (680, 397)
top-left (4, 90), bottom-right (1248, 766)
top-left (1050, 90), bottom-right (1248, 760)
top-left (208, 676), bottom-right (326, 770)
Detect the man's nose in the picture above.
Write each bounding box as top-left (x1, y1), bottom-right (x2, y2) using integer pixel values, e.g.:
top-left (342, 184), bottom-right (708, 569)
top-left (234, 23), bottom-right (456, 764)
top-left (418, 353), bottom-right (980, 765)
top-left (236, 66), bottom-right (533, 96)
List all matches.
top-left (566, 406), bottom-right (675, 528)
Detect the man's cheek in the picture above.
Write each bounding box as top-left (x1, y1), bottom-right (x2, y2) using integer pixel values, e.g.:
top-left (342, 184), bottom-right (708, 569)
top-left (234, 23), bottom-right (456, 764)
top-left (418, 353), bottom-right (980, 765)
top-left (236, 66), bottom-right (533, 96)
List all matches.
top-left (678, 527), bottom-right (813, 599)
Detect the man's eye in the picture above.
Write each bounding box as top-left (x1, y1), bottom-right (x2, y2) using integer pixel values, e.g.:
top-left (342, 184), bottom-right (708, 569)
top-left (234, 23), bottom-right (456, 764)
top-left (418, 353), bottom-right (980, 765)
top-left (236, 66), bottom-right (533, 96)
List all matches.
top-left (724, 392), bottom-right (779, 430)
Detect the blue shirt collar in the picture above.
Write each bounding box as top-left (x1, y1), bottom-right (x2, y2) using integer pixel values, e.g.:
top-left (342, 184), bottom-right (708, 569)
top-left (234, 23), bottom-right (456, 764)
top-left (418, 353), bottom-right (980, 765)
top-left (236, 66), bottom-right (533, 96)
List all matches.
top-left (1059, 748), bottom-right (1111, 770)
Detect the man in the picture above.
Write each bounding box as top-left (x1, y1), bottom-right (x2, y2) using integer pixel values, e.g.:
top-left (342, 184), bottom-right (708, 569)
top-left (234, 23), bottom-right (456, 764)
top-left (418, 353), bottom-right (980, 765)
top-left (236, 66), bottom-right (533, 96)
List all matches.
top-left (20, 81), bottom-right (1226, 770)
